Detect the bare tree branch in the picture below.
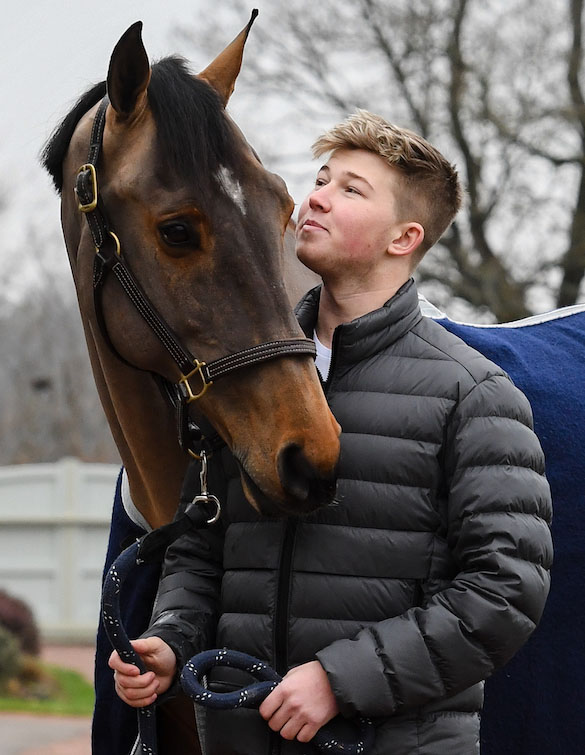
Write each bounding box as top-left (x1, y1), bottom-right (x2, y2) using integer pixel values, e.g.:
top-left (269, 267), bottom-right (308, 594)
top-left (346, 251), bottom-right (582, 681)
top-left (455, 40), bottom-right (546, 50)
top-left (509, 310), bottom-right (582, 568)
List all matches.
top-left (359, 0), bottom-right (429, 134)
top-left (177, 0), bottom-right (585, 318)
top-left (558, 0), bottom-right (585, 305)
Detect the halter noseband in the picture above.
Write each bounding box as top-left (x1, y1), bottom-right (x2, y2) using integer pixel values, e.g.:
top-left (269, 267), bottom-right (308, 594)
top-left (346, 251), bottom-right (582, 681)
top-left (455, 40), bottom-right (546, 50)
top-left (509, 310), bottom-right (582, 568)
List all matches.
top-left (75, 97), bottom-right (316, 452)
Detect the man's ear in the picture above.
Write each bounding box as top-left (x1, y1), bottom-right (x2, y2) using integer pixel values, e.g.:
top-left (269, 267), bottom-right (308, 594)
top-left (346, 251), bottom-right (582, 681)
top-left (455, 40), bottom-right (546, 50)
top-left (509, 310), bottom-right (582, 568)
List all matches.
top-left (387, 222), bottom-right (425, 258)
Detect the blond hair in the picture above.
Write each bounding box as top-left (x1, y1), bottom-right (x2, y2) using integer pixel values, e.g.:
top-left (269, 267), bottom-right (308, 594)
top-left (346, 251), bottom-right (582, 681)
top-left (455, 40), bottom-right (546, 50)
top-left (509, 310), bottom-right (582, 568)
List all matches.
top-left (312, 110), bottom-right (462, 259)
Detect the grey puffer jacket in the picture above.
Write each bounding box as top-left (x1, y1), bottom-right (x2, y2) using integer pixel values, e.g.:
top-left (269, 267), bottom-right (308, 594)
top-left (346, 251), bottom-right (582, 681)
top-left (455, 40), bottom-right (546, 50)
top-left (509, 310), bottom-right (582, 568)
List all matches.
top-left (146, 279), bottom-right (553, 755)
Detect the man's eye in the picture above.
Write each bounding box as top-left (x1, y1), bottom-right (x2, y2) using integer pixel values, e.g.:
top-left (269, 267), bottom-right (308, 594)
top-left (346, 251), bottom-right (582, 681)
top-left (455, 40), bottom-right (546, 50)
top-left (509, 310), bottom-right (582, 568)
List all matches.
top-left (159, 222), bottom-right (200, 247)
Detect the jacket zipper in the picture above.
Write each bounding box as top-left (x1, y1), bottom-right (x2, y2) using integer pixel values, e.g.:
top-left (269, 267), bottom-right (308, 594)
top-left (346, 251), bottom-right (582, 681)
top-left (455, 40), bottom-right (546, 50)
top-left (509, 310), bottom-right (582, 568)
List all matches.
top-left (269, 328), bottom-right (339, 754)
top-left (274, 517), bottom-right (297, 675)
top-left (270, 517), bottom-right (298, 755)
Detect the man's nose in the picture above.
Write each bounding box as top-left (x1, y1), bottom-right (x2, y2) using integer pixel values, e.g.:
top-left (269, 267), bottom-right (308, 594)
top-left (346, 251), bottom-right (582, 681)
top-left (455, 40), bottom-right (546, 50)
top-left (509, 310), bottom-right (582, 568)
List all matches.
top-left (309, 185), bottom-right (331, 211)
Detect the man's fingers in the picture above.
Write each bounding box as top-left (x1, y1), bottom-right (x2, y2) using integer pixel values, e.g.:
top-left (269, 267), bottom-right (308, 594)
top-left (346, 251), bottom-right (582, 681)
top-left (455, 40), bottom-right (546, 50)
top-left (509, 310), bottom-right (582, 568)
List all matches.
top-left (266, 707), bottom-right (289, 733)
top-left (116, 678), bottom-right (158, 700)
top-left (108, 651), bottom-right (140, 675)
top-left (114, 682), bottom-right (157, 708)
top-left (259, 686), bottom-right (283, 720)
top-left (114, 671), bottom-right (159, 704)
top-left (278, 718), bottom-right (304, 741)
top-left (115, 670), bottom-right (156, 690)
top-left (297, 723), bottom-right (318, 743)
top-left (130, 637), bottom-right (172, 663)
top-left (111, 637), bottom-right (177, 706)
top-left (130, 637), bottom-right (159, 656)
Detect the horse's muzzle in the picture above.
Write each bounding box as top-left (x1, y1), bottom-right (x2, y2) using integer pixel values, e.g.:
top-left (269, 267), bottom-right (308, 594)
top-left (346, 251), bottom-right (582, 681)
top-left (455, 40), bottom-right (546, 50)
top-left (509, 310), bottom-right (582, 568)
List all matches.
top-left (276, 442), bottom-right (338, 515)
top-left (238, 444), bottom-right (337, 518)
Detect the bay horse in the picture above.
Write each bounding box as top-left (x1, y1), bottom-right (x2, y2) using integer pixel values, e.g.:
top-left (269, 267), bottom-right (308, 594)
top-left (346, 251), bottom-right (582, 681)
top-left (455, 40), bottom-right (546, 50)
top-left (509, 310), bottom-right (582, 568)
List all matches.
top-left (42, 13), bottom-right (339, 753)
top-left (42, 12), bottom-right (340, 533)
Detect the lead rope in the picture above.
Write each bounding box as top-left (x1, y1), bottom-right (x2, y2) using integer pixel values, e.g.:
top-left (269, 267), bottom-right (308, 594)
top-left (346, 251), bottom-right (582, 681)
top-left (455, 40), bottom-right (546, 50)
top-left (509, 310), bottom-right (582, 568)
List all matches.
top-left (181, 650), bottom-right (375, 754)
top-left (102, 453), bottom-right (374, 755)
top-left (102, 452), bottom-right (220, 755)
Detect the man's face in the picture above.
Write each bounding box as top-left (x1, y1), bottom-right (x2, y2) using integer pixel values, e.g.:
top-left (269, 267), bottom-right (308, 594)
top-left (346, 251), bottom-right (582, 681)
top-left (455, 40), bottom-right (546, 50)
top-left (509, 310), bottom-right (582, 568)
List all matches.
top-left (295, 148), bottom-right (402, 281)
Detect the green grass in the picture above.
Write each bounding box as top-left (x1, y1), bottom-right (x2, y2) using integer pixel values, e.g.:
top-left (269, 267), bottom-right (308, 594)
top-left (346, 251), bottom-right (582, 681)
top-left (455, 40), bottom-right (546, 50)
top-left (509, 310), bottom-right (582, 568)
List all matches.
top-left (0, 664), bottom-right (94, 716)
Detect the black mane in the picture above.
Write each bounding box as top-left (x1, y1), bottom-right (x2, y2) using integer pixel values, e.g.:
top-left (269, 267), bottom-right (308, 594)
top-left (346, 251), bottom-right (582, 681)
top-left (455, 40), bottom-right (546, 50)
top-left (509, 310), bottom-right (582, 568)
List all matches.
top-left (42, 56), bottom-right (239, 196)
top-left (42, 81), bottom-right (107, 191)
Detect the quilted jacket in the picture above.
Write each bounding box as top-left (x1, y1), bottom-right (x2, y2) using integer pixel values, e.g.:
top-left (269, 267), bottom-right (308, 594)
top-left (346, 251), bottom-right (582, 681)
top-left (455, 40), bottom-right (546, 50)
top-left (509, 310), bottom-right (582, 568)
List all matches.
top-left (146, 279), bottom-right (553, 755)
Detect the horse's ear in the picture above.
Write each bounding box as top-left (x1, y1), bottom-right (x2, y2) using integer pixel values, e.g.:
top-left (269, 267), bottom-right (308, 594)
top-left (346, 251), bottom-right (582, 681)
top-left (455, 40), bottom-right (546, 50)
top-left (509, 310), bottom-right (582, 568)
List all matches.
top-left (198, 9), bottom-right (258, 106)
top-left (107, 21), bottom-right (151, 119)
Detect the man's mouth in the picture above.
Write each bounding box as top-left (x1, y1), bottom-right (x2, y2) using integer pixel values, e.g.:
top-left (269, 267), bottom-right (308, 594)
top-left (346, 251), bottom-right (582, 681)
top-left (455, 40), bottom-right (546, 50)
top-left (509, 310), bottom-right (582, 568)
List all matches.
top-left (302, 219), bottom-right (327, 231)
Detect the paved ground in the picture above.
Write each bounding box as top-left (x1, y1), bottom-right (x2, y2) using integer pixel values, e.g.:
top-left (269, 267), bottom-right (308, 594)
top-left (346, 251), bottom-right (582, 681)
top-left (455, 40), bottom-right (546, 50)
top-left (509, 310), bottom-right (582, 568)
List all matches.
top-left (1, 713), bottom-right (92, 755)
top-left (0, 644), bottom-right (95, 755)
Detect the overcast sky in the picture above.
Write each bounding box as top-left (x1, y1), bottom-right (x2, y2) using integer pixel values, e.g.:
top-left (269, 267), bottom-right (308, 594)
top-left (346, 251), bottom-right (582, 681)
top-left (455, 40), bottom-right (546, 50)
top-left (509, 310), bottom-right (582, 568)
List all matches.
top-left (0, 0), bottom-right (279, 274)
top-left (2, 2), bottom-right (208, 186)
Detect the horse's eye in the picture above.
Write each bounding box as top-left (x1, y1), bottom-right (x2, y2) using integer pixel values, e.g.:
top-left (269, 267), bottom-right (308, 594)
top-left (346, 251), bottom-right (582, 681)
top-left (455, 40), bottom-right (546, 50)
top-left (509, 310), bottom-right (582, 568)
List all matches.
top-left (159, 221), bottom-right (199, 247)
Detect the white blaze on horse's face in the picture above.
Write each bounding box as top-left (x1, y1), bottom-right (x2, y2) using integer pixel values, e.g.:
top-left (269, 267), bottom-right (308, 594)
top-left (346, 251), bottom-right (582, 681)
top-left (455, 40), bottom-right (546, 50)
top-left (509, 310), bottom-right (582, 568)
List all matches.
top-left (216, 165), bottom-right (247, 215)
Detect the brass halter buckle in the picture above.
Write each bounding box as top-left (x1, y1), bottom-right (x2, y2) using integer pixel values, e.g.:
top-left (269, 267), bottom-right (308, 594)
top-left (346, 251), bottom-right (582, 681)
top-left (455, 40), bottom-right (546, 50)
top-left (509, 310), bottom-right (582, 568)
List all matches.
top-left (76, 163), bottom-right (98, 213)
top-left (179, 360), bottom-right (212, 402)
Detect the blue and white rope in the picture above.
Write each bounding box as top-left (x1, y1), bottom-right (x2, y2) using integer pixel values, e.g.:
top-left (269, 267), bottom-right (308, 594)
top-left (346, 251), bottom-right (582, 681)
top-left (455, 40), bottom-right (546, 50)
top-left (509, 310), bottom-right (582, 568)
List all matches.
top-left (181, 648), bottom-right (375, 754)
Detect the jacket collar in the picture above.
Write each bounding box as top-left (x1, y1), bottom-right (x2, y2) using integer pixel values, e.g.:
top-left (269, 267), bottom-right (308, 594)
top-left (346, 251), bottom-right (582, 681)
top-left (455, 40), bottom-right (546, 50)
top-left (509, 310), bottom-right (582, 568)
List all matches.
top-left (295, 278), bottom-right (423, 367)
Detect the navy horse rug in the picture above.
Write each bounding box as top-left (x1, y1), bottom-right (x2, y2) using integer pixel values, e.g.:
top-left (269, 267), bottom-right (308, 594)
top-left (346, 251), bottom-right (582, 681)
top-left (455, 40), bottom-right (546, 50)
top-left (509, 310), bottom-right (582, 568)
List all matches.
top-left (94, 300), bottom-right (585, 755)
top-left (424, 299), bottom-right (585, 755)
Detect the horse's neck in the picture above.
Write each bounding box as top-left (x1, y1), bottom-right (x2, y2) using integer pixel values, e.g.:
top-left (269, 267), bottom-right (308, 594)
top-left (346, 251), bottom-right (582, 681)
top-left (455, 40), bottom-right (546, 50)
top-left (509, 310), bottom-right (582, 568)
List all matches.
top-left (86, 328), bottom-right (188, 528)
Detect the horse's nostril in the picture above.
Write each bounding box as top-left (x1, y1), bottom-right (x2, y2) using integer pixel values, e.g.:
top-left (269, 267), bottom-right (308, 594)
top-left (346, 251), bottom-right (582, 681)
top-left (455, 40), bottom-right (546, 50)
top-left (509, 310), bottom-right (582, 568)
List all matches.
top-left (277, 443), bottom-right (336, 509)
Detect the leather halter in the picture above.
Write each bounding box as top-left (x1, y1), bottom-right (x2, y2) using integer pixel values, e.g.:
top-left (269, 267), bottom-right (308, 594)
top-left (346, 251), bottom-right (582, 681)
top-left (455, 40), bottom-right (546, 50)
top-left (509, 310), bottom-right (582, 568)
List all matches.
top-left (75, 97), bottom-right (316, 453)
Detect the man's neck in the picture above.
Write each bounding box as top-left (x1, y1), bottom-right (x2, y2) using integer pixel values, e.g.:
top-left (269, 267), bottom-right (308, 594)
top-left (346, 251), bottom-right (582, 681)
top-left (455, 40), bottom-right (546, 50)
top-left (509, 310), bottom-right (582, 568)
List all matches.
top-left (315, 277), bottom-right (410, 348)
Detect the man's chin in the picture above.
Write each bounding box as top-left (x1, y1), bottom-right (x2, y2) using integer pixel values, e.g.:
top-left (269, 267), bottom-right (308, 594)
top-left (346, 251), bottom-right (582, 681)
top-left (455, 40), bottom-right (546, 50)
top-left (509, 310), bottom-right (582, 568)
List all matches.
top-left (295, 247), bottom-right (328, 278)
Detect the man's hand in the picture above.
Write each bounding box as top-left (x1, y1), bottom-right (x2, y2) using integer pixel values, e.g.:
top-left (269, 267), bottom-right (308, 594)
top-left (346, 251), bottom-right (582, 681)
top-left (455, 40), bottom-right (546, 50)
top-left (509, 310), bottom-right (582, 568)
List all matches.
top-left (108, 637), bottom-right (177, 708)
top-left (259, 660), bottom-right (339, 743)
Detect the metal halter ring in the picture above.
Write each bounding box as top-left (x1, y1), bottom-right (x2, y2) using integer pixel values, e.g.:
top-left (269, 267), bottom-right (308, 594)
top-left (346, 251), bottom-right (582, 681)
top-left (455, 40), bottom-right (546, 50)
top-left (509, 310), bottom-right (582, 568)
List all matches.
top-left (191, 450), bottom-right (221, 524)
top-left (191, 494), bottom-right (221, 525)
top-left (105, 230), bottom-right (121, 257)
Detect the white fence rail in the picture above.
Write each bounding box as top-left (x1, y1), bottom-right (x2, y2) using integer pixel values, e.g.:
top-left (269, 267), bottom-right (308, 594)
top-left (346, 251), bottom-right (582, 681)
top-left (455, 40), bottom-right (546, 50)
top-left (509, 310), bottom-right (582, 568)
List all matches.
top-left (0, 458), bottom-right (120, 641)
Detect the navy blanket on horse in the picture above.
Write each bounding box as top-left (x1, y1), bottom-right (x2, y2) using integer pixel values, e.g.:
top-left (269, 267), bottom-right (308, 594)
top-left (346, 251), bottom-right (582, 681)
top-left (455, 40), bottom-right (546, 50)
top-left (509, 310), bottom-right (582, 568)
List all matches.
top-left (432, 303), bottom-right (585, 755)
top-left (92, 471), bottom-right (160, 755)
top-left (93, 304), bottom-right (585, 755)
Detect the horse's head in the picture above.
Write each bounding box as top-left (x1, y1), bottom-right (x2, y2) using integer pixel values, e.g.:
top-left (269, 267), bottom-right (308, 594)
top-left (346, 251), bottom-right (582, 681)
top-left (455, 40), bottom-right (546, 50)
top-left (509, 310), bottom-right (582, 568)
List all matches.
top-left (46, 13), bottom-right (340, 518)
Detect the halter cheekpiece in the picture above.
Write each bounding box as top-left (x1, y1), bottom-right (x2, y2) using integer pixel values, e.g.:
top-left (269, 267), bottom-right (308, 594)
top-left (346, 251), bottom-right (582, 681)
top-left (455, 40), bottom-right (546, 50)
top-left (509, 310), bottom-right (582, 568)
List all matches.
top-left (75, 96), bottom-right (316, 456)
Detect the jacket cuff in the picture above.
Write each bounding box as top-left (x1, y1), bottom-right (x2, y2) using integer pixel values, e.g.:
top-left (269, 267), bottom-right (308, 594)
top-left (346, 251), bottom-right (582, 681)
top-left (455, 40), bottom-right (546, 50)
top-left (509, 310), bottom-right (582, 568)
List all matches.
top-left (316, 633), bottom-right (396, 718)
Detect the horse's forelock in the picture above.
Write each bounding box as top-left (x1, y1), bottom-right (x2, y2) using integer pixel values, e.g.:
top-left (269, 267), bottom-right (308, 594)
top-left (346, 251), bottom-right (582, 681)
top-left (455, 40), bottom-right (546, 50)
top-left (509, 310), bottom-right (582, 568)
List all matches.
top-left (41, 57), bottom-right (240, 199)
top-left (148, 56), bottom-right (241, 196)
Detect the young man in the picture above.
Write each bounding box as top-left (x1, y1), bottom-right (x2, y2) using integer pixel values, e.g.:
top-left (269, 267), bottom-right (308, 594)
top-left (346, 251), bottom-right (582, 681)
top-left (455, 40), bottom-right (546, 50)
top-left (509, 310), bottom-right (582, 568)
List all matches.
top-left (110, 111), bottom-right (553, 753)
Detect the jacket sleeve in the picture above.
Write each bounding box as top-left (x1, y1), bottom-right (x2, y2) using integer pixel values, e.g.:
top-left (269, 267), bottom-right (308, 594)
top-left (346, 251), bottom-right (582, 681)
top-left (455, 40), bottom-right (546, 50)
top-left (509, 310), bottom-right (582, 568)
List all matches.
top-left (140, 459), bottom-right (226, 670)
top-left (141, 523), bottom-right (224, 669)
top-left (316, 373), bottom-right (553, 719)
